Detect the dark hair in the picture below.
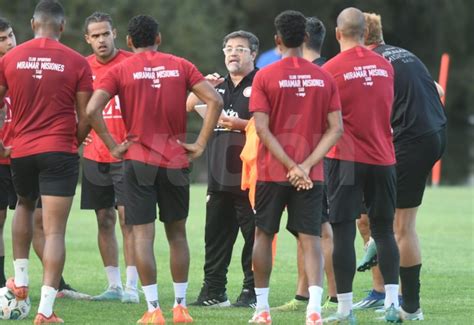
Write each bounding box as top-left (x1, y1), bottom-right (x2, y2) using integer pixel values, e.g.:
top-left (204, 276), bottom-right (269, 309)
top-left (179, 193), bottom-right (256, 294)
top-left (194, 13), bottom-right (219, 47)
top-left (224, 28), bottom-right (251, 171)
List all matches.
top-left (0, 17), bottom-right (11, 32)
top-left (274, 10), bottom-right (306, 48)
top-left (223, 30), bottom-right (259, 54)
top-left (33, 0), bottom-right (65, 22)
top-left (84, 12), bottom-right (113, 34)
top-left (306, 17), bottom-right (326, 53)
top-left (127, 15), bottom-right (159, 48)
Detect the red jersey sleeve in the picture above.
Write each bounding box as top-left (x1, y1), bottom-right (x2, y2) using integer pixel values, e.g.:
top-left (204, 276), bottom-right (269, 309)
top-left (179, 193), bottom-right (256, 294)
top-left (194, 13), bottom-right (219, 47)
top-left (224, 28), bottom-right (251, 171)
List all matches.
top-left (249, 71), bottom-right (271, 114)
top-left (97, 65), bottom-right (121, 97)
top-left (0, 58), bottom-right (7, 88)
top-left (76, 60), bottom-right (93, 92)
top-left (328, 78), bottom-right (342, 112)
top-left (183, 59), bottom-right (204, 90)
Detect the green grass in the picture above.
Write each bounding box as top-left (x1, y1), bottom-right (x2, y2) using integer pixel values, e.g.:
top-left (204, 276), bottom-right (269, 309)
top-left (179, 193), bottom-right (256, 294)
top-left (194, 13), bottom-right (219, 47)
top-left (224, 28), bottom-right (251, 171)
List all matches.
top-left (2, 186), bottom-right (473, 324)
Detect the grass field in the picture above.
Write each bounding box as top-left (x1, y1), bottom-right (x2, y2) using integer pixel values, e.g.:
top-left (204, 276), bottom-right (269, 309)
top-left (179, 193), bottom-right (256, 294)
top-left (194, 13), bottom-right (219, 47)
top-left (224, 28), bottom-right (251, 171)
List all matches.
top-left (2, 186), bottom-right (473, 324)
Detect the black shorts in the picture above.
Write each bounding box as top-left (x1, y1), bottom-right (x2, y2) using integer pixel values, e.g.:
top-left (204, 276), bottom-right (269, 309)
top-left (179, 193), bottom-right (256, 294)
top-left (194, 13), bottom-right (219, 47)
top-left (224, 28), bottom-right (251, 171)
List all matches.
top-left (395, 128), bottom-right (446, 208)
top-left (124, 160), bottom-right (190, 225)
top-left (327, 159), bottom-right (396, 224)
top-left (81, 158), bottom-right (125, 210)
top-left (10, 152), bottom-right (79, 200)
top-left (0, 164), bottom-right (17, 210)
top-left (254, 181), bottom-right (323, 237)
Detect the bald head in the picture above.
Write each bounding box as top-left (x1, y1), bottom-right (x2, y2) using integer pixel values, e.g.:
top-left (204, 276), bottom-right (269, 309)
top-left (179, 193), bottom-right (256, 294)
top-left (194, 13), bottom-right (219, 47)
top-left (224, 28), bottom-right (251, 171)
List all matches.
top-left (336, 7), bottom-right (366, 41)
top-left (33, 0), bottom-right (65, 33)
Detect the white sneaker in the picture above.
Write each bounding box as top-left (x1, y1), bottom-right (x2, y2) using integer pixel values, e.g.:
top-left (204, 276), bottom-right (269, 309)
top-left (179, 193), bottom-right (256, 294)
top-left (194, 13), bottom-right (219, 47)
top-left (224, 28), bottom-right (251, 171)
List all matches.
top-left (121, 286), bottom-right (139, 303)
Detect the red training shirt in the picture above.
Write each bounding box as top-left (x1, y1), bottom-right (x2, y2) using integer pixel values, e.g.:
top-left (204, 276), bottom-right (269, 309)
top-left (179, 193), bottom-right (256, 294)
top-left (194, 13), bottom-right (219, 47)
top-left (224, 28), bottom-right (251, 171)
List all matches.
top-left (97, 50), bottom-right (204, 168)
top-left (83, 49), bottom-right (132, 163)
top-left (0, 38), bottom-right (93, 158)
top-left (323, 46), bottom-right (395, 165)
top-left (249, 56), bottom-right (341, 182)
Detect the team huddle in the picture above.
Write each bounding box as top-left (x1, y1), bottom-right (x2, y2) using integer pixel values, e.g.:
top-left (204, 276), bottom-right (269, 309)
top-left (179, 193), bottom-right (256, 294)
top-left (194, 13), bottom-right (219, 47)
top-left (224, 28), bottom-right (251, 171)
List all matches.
top-left (0, 0), bottom-right (447, 324)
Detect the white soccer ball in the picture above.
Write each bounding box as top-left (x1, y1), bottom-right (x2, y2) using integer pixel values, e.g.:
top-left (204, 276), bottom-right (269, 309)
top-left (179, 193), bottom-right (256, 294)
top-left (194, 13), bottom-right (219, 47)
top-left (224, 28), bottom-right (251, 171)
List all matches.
top-left (0, 286), bottom-right (31, 320)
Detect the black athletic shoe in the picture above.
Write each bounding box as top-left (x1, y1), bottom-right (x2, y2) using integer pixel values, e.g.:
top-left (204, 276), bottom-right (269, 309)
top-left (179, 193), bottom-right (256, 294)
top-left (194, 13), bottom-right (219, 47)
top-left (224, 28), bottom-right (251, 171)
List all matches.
top-left (189, 285), bottom-right (231, 307)
top-left (232, 288), bottom-right (256, 308)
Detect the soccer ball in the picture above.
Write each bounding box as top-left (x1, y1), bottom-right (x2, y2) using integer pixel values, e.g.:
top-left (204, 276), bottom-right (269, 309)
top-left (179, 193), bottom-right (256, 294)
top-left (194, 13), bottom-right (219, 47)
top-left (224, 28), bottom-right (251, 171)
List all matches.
top-left (0, 286), bottom-right (31, 320)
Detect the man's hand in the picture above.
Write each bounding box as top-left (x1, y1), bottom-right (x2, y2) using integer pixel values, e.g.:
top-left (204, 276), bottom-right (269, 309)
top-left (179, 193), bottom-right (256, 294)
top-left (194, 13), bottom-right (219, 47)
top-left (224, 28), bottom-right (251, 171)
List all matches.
top-left (178, 140), bottom-right (205, 161)
top-left (218, 116), bottom-right (244, 130)
top-left (82, 134), bottom-right (93, 146)
top-left (110, 140), bottom-right (131, 160)
top-left (287, 164), bottom-right (313, 191)
top-left (0, 141), bottom-right (11, 158)
top-left (204, 73), bottom-right (225, 87)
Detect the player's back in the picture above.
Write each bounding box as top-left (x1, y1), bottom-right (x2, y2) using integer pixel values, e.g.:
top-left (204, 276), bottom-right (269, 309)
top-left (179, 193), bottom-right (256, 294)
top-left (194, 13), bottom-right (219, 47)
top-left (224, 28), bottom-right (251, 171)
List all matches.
top-left (0, 37), bottom-right (92, 158)
top-left (324, 46), bottom-right (395, 165)
top-left (373, 44), bottom-right (447, 143)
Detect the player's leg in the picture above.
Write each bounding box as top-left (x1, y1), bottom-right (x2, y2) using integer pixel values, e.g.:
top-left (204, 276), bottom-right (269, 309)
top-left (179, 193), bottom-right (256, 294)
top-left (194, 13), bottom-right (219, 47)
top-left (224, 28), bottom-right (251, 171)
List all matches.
top-left (249, 182), bottom-right (286, 323)
top-left (365, 164), bottom-right (401, 322)
top-left (124, 160), bottom-right (165, 324)
top-left (321, 221), bottom-right (338, 306)
top-left (233, 193), bottom-right (256, 308)
top-left (191, 191), bottom-right (235, 307)
top-left (288, 183), bottom-right (324, 324)
top-left (0, 165), bottom-right (14, 287)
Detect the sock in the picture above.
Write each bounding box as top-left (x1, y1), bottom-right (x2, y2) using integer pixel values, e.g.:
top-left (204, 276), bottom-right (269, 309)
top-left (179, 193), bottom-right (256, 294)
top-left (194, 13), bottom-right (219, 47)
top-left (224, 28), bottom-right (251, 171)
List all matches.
top-left (307, 285), bottom-right (323, 315)
top-left (173, 282), bottom-right (188, 307)
top-left (0, 256), bottom-right (5, 285)
top-left (336, 292), bottom-right (353, 317)
top-left (38, 285), bottom-right (57, 318)
top-left (400, 264), bottom-right (421, 313)
top-left (13, 258), bottom-right (29, 287)
top-left (255, 287), bottom-right (270, 311)
top-left (142, 284), bottom-right (159, 312)
top-left (126, 266), bottom-right (139, 289)
top-left (58, 276), bottom-right (66, 291)
top-left (384, 284), bottom-right (400, 309)
top-left (105, 266), bottom-right (122, 288)
top-left (295, 294), bottom-right (309, 301)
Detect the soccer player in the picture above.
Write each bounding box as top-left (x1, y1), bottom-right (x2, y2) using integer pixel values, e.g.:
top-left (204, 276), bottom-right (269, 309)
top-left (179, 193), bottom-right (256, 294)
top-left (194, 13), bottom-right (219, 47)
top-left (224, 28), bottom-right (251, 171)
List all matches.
top-left (0, 0), bottom-right (93, 323)
top-left (354, 12), bottom-right (447, 321)
top-left (0, 16), bottom-right (17, 288)
top-left (81, 11), bottom-right (139, 303)
top-left (248, 10), bottom-right (343, 325)
top-left (86, 15), bottom-right (223, 324)
top-left (322, 7), bottom-right (401, 323)
top-left (273, 16), bottom-right (338, 312)
top-left (187, 30), bottom-right (259, 308)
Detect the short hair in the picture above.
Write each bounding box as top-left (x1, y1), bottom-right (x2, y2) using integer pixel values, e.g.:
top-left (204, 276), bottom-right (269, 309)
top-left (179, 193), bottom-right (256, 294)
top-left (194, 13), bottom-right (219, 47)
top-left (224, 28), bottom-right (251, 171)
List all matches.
top-left (84, 12), bottom-right (113, 34)
top-left (336, 7), bottom-right (365, 40)
top-left (127, 15), bottom-right (159, 48)
top-left (364, 12), bottom-right (384, 45)
top-left (33, 0), bottom-right (65, 25)
top-left (0, 17), bottom-right (11, 32)
top-left (306, 17), bottom-right (326, 52)
top-left (274, 10), bottom-right (307, 48)
top-left (222, 30), bottom-right (260, 54)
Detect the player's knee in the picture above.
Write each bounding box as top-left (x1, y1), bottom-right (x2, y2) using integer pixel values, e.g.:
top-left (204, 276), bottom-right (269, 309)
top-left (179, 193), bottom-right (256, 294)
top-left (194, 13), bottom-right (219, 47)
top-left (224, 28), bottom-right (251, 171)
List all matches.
top-left (97, 212), bottom-right (116, 231)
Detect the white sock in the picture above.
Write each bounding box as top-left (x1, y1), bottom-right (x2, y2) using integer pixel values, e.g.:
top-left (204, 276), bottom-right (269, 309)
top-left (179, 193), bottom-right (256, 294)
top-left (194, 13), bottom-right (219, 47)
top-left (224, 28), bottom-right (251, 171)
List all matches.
top-left (126, 266), bottom-right (139, 289)
top-left (105, 266), bottom-right (122, 288)
top-left (384, 284), bottom-right (400, 309)
top-left (142, 284), bottom-right (159, 312)
top-left (307, 285), bottom-right (323, 315)
top-left (173, 282), bottom-right (188, 307)
top-left (255, 287), bottom-right (270, 311)
top-left (336, 292), bottom-right (353, 316)
top-left (13, 259), bottom-right (29, 287)
top-left (38, 285), bottom-right (57, 318)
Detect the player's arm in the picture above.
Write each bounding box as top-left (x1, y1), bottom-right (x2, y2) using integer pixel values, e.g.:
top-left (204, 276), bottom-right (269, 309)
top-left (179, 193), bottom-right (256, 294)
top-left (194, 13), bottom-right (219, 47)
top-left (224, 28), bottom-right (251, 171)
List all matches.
top-left (253, 111), bottom-right (310, 186)
top-left (86, 89), bottom-right (128, 159)
top-left (180, 80), bottom-right (223, 161)
top-left (0, 86), bottom-right (10, 157)
top-left (0, 104), bottom-right (5, 129)
top-left (293, 111), bottom-right (343, 189)
top-left (75, 90), bottom-right (92, 144)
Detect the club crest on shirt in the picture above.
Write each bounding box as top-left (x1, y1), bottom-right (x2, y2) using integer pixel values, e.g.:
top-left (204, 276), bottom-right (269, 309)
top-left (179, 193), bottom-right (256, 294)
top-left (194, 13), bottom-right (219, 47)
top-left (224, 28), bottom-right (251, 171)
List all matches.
top-left (243, 86), bottom-right (252, 97)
